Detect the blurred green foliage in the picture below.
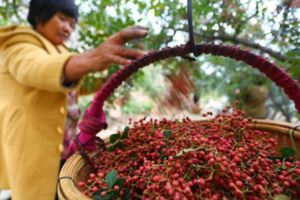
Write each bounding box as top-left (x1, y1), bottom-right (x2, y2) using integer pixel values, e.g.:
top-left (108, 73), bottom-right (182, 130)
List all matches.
top-left (1, 0), bottom-right (299, 121)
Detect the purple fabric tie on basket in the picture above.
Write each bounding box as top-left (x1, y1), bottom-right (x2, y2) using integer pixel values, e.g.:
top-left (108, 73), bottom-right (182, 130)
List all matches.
top-left (66, 69), bottom-right (125, 158)
top-left (66, 102), bottom-right (108, 157)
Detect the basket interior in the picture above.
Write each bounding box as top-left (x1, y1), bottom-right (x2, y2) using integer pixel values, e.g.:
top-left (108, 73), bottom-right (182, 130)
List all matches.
top-left (59, 120), bottom-right (300, 200)
top-left (80, 120), bottom-right (300, 175)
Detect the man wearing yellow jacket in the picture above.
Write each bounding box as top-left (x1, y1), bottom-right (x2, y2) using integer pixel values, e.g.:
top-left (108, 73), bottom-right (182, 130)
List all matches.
top-left (0, 0), bottom-right (148, 199)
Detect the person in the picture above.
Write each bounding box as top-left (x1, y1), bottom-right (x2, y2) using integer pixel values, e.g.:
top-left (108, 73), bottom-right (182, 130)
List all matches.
top-left (0, 0), bottom-right (148, 199)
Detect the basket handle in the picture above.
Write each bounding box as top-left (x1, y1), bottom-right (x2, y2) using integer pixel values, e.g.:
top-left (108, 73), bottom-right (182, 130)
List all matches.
top-left (66, 43), bottom-right (300, 159)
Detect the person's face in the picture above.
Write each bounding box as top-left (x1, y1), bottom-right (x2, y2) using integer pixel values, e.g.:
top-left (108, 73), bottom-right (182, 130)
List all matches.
top-left (35, 12), bottom-right (76, 45)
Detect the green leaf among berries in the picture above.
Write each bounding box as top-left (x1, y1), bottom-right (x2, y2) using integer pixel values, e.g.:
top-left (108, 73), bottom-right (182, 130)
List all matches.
top-left (110, 133), bottom-right (121, 144)
top-left (163, 130), bottom-right (172, 138)
top-left (105, 170), bottom-right (118, 188)
top-left (280, 147), bottom-right (295, 158)
top-left (121, 126), bottom-right (129, 139)
top-left (92, 190), bottom-right (113, 200)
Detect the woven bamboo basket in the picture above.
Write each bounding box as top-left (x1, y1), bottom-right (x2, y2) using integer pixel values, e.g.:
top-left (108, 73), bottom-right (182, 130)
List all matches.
top-left (57, 43), bottom-right (300, 199)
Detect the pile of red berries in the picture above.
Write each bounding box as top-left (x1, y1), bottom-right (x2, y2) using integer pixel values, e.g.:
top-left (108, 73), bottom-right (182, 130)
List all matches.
top-left (78, 107), bottom-right (300, 200)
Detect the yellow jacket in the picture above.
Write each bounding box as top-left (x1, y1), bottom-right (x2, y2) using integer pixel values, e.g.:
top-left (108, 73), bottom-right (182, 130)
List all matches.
top-left (0, 25), bottom-right (79, 200)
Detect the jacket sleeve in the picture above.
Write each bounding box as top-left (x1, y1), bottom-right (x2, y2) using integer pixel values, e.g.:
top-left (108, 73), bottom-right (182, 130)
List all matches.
top-left (3, 42), bottom-right (81, 92)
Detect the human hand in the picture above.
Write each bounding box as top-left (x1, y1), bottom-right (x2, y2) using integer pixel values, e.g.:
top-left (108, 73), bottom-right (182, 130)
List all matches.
top-left (88, 25), bottom-right (148, 71)
top-left (64, 26), bottom-right (148, 82)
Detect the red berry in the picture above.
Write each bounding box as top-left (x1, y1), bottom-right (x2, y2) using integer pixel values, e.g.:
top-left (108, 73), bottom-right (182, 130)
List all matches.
top-left (113, 185), bottom-right (120, 191)
top-left (78, 181), bottom-right (85, 187)
top-left (89, 173), bottom-right (96, 179)
top-left (100, 191), bottom-right (106, 197)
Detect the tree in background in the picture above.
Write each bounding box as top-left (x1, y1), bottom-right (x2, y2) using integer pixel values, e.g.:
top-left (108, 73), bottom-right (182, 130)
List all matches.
top-left (1, 0), bottom-right (299, 121)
